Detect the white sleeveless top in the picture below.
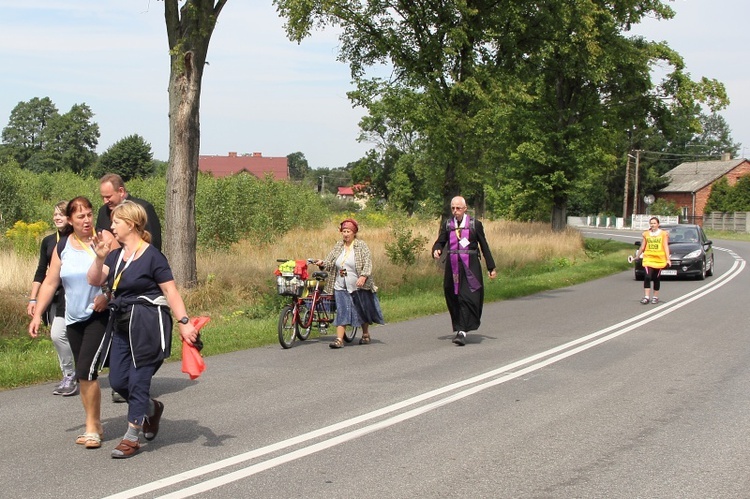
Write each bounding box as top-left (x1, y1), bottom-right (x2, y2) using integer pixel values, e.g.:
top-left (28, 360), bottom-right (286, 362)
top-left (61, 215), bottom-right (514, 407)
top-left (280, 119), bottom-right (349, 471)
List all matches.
top-left (59, 237), bottom-right (101, 325)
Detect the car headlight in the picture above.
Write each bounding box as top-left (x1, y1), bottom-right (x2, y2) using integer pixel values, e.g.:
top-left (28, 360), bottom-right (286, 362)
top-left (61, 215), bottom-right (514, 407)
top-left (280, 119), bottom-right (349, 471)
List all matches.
top-left (682, 250), bottom-right (702, 259)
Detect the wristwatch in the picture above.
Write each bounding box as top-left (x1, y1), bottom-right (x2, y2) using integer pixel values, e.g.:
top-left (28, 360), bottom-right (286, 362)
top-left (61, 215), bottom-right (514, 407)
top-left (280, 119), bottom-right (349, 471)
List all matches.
top-left (178, 316), bottom-right (190, 325)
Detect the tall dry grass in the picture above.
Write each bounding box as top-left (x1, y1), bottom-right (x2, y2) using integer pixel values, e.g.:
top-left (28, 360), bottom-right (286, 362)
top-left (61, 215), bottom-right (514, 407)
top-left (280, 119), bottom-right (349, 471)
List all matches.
top-left (190, 218), bottom-right (585, 312)
top-left (0, 250), bottom-right (36, 295)
top-left (1, 219), bottom-right (586, 326)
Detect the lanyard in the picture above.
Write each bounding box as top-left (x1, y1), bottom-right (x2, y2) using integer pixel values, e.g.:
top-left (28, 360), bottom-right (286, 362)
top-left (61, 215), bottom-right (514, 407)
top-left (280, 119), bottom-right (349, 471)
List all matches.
top-left (112, 240), bottom-right (144, 293)
top-left (73, 233), bottom-right (96, 259)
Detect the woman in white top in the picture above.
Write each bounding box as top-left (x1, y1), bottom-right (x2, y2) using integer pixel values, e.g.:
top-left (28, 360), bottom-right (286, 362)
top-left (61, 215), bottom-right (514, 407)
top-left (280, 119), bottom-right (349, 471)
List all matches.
top-left (29, 197), bottom-right (110, 449)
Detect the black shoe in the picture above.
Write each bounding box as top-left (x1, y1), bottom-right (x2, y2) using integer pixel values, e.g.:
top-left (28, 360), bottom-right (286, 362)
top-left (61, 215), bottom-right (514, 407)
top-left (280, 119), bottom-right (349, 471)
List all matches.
top-left (143, 399), bottom-right (164, 441)
top-left (112, 389), bottom-right (126, 403)
top-left (452, 331), bottom-right (466, 346)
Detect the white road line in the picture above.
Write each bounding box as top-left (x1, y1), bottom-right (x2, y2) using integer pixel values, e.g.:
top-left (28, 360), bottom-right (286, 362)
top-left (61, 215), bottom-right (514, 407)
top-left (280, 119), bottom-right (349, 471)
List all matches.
top-left (105, 249), bottom-right (745, 499)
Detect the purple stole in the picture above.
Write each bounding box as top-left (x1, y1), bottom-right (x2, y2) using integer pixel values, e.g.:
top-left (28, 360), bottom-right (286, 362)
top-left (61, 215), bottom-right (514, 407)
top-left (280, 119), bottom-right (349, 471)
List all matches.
top-left (447, 215), bottom-right (481, 295)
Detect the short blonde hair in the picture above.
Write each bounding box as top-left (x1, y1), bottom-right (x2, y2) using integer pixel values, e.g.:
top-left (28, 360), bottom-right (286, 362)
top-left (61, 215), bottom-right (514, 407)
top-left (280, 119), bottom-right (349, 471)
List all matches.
top-left (111, 200), bottom-right (152, 243)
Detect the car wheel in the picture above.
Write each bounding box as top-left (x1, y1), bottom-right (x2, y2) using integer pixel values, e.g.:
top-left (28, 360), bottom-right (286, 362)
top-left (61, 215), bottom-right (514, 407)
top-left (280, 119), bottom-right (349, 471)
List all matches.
top-left (706, 255), bottom-right (714, 277)
top-left (696, 259), bottom-right (706, 280)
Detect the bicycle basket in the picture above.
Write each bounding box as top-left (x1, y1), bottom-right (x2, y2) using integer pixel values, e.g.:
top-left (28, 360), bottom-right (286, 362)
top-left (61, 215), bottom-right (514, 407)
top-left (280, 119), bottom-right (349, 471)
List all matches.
top-left (304, 295), bottom-right (336, 313)
top-left (276, 275), bottom-right (305, 296)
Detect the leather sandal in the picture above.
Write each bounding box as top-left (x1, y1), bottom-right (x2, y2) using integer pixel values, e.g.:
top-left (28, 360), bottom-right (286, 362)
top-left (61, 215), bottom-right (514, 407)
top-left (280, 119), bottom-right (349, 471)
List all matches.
top-left (359, 332), bottom-right (371, 345)
top-left (111, 438), bottom-right (140, 459)
top-left (84, 433), bottom-right (102, 449)
top-left (329, 338), bottom-right (344, 349)
top-left (76, 431), bottom-right (103, 446)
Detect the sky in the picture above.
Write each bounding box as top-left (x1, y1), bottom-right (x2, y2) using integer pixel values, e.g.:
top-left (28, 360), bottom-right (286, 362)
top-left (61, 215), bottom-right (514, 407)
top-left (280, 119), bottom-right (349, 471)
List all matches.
top-left (0, 1), bottom-right (748, 170)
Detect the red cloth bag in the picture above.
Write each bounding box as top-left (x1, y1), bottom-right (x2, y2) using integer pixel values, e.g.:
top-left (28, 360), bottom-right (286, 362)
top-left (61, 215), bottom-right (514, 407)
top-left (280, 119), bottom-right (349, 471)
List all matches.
top-left (182, 316), bottom-right (210, 380)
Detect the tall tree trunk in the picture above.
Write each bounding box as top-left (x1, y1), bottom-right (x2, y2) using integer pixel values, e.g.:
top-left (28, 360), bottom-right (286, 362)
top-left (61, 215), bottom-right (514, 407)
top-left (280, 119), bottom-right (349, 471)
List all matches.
top-left (163, 0), bottom-right (226, 287)
top-left (166, 60), bottom-right (201, 287)
top-left (551, 200), bottom-right (567, 232)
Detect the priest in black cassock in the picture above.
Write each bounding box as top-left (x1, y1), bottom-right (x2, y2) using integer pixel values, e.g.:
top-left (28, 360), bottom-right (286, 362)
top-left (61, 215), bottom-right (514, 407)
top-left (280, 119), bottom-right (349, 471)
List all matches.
top-left (432, 196), bottom-right (497, 346)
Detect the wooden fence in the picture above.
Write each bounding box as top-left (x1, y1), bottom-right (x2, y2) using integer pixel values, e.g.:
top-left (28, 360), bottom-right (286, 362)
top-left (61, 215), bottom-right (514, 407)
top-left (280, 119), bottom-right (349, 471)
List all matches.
top-left (703, 212), bottom-right (750, 233)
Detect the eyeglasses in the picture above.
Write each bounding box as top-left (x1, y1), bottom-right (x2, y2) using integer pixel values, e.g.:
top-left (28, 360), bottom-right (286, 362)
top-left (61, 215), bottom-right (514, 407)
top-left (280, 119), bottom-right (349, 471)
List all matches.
top-left (450, 206), bottom-right (466, 211)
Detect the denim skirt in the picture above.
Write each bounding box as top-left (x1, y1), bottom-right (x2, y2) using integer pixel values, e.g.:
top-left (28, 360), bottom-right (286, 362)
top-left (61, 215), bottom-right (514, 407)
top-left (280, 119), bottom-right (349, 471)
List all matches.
top-left (333, 289), bottom-right (363, 327)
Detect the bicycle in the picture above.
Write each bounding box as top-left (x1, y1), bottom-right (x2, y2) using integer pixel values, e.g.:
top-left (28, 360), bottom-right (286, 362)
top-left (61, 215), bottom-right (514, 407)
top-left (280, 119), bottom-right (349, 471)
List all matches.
top-left (275, 259), bottom-right (359, 349)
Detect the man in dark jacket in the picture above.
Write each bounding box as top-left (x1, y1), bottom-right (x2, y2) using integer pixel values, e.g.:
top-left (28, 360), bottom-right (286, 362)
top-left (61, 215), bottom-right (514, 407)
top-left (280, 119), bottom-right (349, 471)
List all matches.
top-left (97, 173), bottom-right (163, 402)
top-left (96, 173), bottom-right (162, 251)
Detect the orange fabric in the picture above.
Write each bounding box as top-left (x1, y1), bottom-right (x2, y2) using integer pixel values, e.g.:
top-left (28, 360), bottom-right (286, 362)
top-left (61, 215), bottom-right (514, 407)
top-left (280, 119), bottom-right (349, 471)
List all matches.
top-left (294, 260), bottom-right (309, 279)
top-left (181, 317), bottom-right (209, 380)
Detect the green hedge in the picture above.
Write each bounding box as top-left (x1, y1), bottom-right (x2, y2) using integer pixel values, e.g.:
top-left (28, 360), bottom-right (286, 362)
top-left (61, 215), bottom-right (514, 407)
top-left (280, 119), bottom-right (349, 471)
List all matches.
top-left (0, 163), bottom-right (328, 249)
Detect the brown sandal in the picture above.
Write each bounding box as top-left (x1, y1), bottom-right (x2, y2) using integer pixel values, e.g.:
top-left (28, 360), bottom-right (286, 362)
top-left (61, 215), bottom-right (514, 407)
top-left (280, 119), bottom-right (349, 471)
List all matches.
top-left (359, 332), bottom-right (371, 345)
top-left (111, 438), bottom-right (140, 459)
top-left (329, 338), bottom-right (344, 349)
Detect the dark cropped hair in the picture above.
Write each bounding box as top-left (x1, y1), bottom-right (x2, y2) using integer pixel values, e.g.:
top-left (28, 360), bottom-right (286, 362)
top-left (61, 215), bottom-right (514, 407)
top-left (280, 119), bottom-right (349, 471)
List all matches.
top-left (60, 196), bottom-right (93, 236)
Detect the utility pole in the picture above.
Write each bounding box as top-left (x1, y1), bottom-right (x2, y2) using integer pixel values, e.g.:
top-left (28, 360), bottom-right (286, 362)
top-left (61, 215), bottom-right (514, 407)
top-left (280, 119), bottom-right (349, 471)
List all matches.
top-left (317, 175), bottom-right (326, 194)
top-left (623, 154), bottom-right (632, 224)
top-left (632, 150), bottom-right (641, 217)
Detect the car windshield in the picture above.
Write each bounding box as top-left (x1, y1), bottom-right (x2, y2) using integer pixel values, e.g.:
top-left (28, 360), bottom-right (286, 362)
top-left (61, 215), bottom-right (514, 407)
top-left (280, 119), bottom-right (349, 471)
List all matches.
top-left (667, 228), bottom-right (699, 243)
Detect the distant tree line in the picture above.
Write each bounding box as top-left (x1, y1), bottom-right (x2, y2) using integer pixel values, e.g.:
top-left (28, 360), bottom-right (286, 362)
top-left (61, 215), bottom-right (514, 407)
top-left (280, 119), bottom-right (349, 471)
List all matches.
top-left (1, 97), bottom-right (162, 182)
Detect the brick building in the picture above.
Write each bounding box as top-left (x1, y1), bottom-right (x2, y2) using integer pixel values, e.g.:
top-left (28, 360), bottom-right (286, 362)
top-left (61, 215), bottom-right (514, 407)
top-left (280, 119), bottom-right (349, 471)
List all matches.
top-left (198, 152), bottom-right (288, 180)
top-left (658, 156), bottom-right (750, 225)
top-left (336, 184), bottom-right (368, 208)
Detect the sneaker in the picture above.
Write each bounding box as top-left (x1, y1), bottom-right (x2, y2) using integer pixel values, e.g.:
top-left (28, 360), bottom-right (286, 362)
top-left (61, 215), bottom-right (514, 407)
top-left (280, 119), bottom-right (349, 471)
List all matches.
top-left (59, 376), bottom-right (79, 397)
top-left (52, 377), bottom-right (67, 395)
top-left (640, 297), bottom-right (650, 304)
top-left (452, 331), bottom-right (466, 346)
top-left (651, 297), bottom-right (659, 304)
top-left (112, 389), bottom-right (126, 403)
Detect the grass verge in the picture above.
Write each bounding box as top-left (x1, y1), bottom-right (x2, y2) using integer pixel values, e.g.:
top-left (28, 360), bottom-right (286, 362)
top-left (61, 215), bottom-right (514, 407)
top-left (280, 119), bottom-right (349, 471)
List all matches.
top-left (0, 238), bottom-right (632, 391)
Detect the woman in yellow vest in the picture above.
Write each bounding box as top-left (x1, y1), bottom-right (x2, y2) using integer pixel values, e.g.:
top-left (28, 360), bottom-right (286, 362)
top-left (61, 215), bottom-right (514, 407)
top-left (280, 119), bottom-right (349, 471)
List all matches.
top-left (636, 217), bottom-right (671, 304)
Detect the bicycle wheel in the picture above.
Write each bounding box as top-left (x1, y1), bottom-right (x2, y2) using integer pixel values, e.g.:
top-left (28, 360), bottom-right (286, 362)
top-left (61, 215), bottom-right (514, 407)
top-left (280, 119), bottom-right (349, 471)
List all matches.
top-left (296, 302), bottom-right (312, 341)
top-left (343, 325), bottom-right (359, 343)
top-left (278, 304), bottom-right (298, 349)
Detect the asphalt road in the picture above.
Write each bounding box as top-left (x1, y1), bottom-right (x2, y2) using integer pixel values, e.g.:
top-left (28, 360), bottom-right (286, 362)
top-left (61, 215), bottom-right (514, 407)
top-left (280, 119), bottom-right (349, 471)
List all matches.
top-left (4, 227), bottom-right (750, 498)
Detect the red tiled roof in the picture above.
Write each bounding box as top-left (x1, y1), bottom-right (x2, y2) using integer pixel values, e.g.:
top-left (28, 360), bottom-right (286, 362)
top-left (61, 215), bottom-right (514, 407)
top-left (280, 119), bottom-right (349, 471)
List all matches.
top-left (199, 152), bottom-right (288, 180)
top-left (338, 186), bottom-right (355, 196)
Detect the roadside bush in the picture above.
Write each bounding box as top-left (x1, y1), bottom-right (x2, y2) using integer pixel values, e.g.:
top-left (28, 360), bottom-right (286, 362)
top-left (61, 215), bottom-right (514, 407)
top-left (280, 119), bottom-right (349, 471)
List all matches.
top-left (0, 161), bottom-right (36, 230)
top-left (321, 195), bottom-right (361, 213)
top-left (650, 198), bottom-right (679, 217)
top-left (5, 220), bottom-right (49, 256)
top-left (30, 170), bottom-right (99, 221)
top-left (196, 173), bottom-right (328, 249)
top-left (385, 219), bottom-right (429, 266)
top-left (127, 176), bottom-right (166, 223)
